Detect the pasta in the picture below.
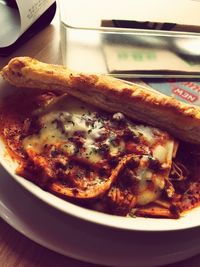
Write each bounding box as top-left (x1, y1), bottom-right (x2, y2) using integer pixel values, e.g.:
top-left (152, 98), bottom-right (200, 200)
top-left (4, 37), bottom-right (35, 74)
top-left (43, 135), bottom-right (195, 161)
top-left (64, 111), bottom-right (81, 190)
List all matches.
top-left (0, 90), bottom-right (199, 219)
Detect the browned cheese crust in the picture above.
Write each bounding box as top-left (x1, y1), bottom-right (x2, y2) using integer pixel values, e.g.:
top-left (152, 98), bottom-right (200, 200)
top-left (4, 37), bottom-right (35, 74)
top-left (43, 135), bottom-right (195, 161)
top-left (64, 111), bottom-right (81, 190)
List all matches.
top-left (2, 56), bottom-right (200, 144)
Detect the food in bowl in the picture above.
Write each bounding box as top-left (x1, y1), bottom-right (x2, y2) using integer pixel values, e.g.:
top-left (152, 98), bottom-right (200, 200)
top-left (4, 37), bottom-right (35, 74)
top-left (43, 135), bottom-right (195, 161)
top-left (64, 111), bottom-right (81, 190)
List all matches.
top-left (1, 57), bottom-right (200, 219)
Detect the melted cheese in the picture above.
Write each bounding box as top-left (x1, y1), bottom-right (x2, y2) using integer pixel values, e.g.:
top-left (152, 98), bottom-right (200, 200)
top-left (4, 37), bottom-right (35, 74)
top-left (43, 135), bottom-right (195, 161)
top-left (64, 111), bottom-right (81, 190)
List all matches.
top-left (131, 125), bottom-right (154, 144)
top-left (22, 95), bottom-right (176, 206)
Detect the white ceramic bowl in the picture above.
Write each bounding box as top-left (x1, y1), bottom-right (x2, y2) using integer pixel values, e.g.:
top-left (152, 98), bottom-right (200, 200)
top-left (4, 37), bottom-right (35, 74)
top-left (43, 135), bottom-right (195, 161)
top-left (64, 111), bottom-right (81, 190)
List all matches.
top-left (1, 84), bottom-right (200, 267)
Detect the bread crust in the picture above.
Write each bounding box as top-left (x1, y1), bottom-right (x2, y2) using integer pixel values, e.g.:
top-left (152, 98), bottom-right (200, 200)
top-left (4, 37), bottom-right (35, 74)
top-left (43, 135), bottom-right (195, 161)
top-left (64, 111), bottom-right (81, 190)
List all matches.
top-left (2, 56), bottom-right (200, 144)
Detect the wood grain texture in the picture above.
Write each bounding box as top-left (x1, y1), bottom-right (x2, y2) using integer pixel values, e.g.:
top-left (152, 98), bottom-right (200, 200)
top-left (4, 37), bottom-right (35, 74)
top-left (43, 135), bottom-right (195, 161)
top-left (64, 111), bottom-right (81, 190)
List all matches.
top-left (0, 8), bottom-right (200, 267)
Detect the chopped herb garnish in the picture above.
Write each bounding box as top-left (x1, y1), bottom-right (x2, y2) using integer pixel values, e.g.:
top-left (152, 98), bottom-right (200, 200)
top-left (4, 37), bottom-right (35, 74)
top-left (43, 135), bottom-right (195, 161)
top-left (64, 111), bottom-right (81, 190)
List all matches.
top-left (90, 147), bottom-right (98, 154)
top-left (67, 120), bottom-right (75, 126)
top-left (99, 123), bottom-right (104, 129)
top-left (76, 171), bottom-right (82, 178)
top-left (148, 155), bottom-right (154, 160)
top-left (128, 211), bottom-right (137, 218)
top-left (108, 136), bottom-right (117, 146)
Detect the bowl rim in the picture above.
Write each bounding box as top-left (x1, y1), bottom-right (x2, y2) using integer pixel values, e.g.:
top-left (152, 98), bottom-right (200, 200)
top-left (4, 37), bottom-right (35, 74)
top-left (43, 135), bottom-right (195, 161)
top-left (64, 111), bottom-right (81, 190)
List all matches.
top-left (1, 151), bottom-right (200, 233)
top-left (0, 86), bottom-right (199, 232)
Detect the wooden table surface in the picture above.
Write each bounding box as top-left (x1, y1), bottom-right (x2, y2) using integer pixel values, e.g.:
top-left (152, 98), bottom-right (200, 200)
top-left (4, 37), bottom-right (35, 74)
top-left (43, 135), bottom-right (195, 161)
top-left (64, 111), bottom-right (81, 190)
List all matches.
top-left (1, 7), bottom-right (200, 267)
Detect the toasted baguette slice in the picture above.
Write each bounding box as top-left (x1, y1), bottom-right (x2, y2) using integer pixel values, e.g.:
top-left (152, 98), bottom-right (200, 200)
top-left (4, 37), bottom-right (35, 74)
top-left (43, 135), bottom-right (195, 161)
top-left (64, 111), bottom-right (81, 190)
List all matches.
top-left (2, 56), bottom-right (200, 144)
